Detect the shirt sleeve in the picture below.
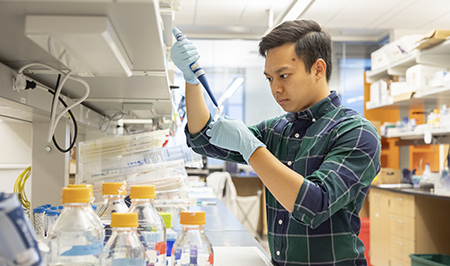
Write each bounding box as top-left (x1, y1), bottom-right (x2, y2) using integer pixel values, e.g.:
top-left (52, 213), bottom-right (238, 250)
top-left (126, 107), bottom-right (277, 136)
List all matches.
top-left (184, 115), bottom-right (246, 164)
top-left (292, 117), bottom-right (381, 229)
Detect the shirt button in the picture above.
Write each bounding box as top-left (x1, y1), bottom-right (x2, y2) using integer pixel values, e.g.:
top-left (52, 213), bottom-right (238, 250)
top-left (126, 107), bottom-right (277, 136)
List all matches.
top-left (278, 219), bottom-right (283, 225)
top-left (276, 251), bottom-right (280, 256)
top-left (312, 118), bottom-right (316, 122)
top-left (294, 133), bottom-right (300, 138)
top-left (287, 161), bottom-right (292, 166)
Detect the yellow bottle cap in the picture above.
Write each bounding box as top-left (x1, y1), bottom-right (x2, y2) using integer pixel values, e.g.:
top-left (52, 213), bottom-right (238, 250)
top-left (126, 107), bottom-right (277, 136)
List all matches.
top-left (159, 212), bottom-right (171, 228)
top-left (67, 184), bottom-right (93, 197)
top-left (102, 182), bottom-right (127, 196)
top-left (111, 212), bottom-right (138, 228)
top-left (180, 211), bottom-right (206, 225)
top-left (62, 187), bottom-right (90, 204)
top-left (130, 185), bottom-right (156, 199)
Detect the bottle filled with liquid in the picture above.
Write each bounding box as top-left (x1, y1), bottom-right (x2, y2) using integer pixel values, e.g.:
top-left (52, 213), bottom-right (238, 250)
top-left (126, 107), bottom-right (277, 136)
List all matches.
top-left (101, 212), bottom-right (145, 266)
top-left (47, 187), bottom-right (104, 266)
top-left (97, 182), bottom-right (129, 243)
top-left (172, 211), bottom-right (213, 266)
top-left (129, 185), bottom-right (166, 266)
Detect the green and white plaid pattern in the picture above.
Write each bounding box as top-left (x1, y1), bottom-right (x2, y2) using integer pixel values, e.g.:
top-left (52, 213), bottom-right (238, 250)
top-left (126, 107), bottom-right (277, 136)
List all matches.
top-left (186, 91), bottom-right (381, 266)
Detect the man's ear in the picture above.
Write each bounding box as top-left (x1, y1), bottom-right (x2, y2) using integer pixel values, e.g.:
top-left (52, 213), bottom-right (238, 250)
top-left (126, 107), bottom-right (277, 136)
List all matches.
top-left (313, 59), bottom-right (327, 80)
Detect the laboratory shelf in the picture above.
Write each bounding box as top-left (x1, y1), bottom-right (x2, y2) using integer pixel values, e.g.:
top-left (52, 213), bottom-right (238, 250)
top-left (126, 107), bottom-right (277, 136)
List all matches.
top-left (366, 86), bottom-right (450, 111)
top-left (366, 40), bottom-right (450, 83)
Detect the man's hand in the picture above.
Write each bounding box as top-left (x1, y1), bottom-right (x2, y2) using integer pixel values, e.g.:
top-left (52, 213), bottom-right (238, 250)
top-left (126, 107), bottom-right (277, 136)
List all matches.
top-left (206, 116), bottom-right (266, 163)
top-left (170, 28), bottom-right (200, 84)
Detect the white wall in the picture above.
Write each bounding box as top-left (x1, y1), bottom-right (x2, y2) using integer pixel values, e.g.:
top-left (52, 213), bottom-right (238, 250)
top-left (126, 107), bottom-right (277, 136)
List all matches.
top-left (0, 116), bottom-right (32, 197)
top-left (244, 66), bottom-right (284, 126)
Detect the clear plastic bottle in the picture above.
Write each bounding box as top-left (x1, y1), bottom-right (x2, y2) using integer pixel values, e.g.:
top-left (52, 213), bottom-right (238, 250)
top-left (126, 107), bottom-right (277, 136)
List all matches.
top-left (97, 182), bottom-right (129, 243)
top-left (101, 212), bottom-right (145, 266)
top-left (129, 185), bottom-right (166, 266)
top-left (68, 184), bottom-right (103, 226)
top-left (32, 206), bottom-right (46, 241)
top-left (47, 187), bottom-right (104, 266)
top-left (46, 210), bottom-right (59, 236)
top-left (159, 212), bottom-right (177, 266)
top-left (172, 211), bottom-right (213, 266)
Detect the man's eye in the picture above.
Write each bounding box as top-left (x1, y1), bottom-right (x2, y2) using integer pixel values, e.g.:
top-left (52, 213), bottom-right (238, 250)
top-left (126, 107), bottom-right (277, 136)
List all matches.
top-left (280, 74), bottom-right (289, 79)
top-left (265, 77), bottom-right (273, 82)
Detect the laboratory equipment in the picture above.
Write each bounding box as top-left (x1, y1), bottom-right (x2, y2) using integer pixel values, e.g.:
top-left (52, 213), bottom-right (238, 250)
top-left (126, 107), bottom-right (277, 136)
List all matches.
top-left (174, 29), bottom-right (221, 115)
top-left (45, 210), bottom-right (59, 236)
top-left (47, 187), bottom-right (104, 265)
top-left (159, 212), bottom-right (177, 266)
top-left (171, 211), bottom-right (213, 266)
top-left (0, 193), bottom-right (42, 266)
top-left (33, 206), bottom-right (46, 241)
top-left (101, 212), bottom-right (145, 266)
top-left (129, 185), bottom-right (166, 266)
top-left (97, 182), bottom-right (129, 243)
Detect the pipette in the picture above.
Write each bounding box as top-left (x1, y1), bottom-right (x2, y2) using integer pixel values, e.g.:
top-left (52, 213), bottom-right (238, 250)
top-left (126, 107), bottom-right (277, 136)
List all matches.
top-left (174, 29), bottom-right (221, 115)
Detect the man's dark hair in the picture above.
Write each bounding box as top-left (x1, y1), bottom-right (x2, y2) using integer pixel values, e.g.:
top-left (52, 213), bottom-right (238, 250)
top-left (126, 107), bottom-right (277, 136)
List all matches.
top-left (259, 20), bottom-right (332, 82)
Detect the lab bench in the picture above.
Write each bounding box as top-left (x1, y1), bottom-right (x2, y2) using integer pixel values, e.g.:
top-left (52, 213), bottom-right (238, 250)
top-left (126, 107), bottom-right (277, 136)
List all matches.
top-left (369, 185), bottom-right (450, 266)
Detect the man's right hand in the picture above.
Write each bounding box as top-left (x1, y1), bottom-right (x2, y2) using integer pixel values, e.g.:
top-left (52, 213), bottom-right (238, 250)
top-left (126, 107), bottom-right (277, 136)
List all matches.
top-left (170, 28), bottom-right (200, 85)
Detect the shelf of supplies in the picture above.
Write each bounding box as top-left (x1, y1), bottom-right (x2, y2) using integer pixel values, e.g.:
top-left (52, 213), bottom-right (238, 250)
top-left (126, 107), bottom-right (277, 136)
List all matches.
top-left (366, 53), bottom-right (417, 83)
top-left (366, 86), bottom-right (450, 110)
top-left (366, 40), bottom-right (450, 83)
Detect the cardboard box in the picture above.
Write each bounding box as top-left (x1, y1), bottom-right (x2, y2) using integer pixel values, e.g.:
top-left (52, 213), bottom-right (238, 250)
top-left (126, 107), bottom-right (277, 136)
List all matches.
top-left (377, 168), bottom-right (401, 184)
top-left (416, 29), bottom-right (450, 50)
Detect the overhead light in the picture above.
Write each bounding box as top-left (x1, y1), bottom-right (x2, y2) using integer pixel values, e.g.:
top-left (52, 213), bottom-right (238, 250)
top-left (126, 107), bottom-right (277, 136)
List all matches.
top-left (217, 77), bottom-right (244, 106)
top-left (265, 0), bottom-right (315, 35)
top-left (25, 15), bottom-right (133, 77)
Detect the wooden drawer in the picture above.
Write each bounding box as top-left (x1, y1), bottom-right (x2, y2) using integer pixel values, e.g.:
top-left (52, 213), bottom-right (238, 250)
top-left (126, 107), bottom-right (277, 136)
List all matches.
top-left (390, 235), bottom-right (415, 262)
top-left (390, 214), bottom-right (415, 241)
top-left (390, 256), bottom-right (410, 266)
top-left (390, 193), bottom-right (415, 217)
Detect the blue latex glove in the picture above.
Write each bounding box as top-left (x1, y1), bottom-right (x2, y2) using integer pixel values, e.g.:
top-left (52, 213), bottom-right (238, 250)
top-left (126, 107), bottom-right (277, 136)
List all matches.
top-left (170, 28), bottom-right (200, 84)
top-left (206, 116), bottom-right (266, 163)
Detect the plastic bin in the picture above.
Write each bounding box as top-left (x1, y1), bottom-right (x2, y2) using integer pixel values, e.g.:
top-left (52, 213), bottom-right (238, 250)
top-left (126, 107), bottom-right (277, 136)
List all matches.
top-left (410, 254), bottom-right (450, 266)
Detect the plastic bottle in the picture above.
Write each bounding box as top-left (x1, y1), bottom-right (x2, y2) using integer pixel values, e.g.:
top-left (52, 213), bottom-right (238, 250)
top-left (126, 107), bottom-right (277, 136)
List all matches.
top-left (129, 185), bottom-right (166, 266)
top-left (172, 211), bottom-right (213, 266)
top-left (47, 187), bottom-right (104, 265)
top-left (97, 182), bottom-right (129, 243)
top-left (68, 184), bottom-right (102, 225)
top-left (45, 210), bottom-right (59, 236)
top-left (159, 212), bottom-right (177, 266)
top-left (101, 212), bottom-right (145, 266)
top-left (32, 206), bottom-right (46, 241)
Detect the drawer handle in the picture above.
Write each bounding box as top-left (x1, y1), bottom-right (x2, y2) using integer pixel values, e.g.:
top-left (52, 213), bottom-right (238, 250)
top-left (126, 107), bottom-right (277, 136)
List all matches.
top-left (396, 241), bottom-right (404, 246)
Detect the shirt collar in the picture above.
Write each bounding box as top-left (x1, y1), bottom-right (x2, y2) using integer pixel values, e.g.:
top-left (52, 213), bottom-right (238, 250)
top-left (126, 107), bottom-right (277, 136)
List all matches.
top-left (285, 91), bottom-right (341, 123)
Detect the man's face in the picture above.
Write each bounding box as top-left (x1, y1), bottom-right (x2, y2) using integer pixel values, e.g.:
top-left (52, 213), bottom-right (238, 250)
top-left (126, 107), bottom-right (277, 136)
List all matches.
top-left (264, 43), bottom-right (322, 114)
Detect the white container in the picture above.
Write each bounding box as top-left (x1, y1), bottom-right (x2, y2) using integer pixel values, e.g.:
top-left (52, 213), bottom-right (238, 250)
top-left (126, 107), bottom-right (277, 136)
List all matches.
top-left (406, 64), bottom-right (448, 91)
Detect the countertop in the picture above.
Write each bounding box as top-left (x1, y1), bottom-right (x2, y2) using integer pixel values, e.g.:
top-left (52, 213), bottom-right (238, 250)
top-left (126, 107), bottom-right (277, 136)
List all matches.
top-left (371, 184), bottom-right (450, 200)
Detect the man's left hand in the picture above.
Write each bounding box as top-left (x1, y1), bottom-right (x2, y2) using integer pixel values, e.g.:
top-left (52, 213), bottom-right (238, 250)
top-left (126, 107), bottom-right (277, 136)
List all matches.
top-left (206, 116), bottom-right (265, 163)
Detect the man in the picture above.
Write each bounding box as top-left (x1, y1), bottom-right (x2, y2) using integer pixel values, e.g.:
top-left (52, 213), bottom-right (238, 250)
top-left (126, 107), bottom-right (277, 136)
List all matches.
top-left (171, 19), bottom-right (381, 266)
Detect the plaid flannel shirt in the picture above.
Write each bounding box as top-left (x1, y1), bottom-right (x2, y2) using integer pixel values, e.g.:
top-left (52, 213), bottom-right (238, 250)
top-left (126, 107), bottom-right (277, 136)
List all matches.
top-left (185, 91), bottom-right (381, 266)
